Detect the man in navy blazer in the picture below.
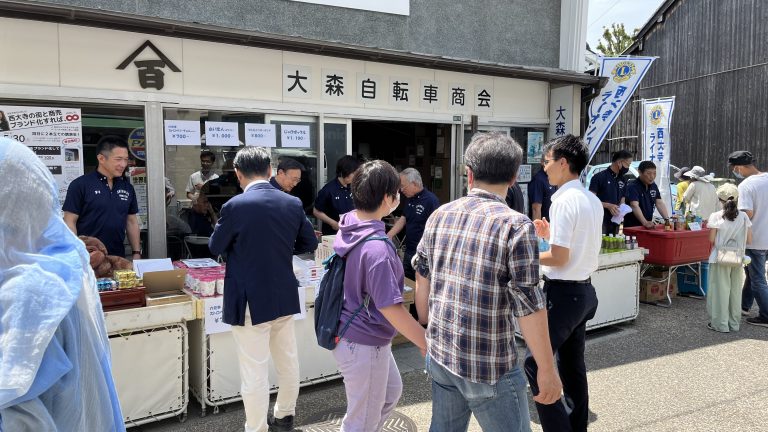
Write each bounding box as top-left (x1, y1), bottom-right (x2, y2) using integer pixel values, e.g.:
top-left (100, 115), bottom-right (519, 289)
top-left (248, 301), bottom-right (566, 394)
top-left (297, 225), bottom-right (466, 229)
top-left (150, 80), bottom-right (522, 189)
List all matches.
top-left (209, 146), bottom-right (318, 432)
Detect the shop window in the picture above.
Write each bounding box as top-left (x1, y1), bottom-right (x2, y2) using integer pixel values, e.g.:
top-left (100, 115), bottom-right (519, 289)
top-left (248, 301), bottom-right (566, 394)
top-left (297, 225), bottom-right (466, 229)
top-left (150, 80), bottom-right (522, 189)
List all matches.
top-left (162, 108), bottom-right (318, 260)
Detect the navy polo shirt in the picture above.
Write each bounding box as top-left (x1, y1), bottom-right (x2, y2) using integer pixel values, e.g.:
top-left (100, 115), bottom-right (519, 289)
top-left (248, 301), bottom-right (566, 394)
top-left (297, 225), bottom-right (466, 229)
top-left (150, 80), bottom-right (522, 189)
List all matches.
top-left (63, 171), bottom-right (138, 256)
top-left (589, 168), bottom-right (627, 225)
top-left (623, 180), bottom-right (660, 227)
top-left (269, 176), bottom-right (284, 192)
top-left (314, 178), bottom-right (354, 235)
top-left (403, 188), bottom-right (440, 254)
top-left (528, 169), bottom-right (557, 219)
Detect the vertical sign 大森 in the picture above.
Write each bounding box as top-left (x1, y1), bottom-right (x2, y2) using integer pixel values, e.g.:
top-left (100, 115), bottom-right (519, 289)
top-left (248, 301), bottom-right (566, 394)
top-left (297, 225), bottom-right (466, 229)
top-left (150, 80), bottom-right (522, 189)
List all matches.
top-left (0, 105), bottom-right (84, 207)
top-left (641, 97), bottom-right (675, 216)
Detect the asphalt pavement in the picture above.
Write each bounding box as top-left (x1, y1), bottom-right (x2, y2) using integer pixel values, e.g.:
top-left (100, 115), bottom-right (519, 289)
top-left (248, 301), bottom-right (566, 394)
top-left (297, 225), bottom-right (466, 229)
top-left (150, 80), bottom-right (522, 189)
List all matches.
top-left (134, 296), bottom-right (768, 432)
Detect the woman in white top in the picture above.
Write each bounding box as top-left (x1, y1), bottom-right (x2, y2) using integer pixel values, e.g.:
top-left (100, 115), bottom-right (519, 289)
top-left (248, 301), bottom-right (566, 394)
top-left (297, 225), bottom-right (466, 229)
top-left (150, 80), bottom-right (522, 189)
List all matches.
top-left (682, 166), bottom-right (719, 218)
top-left (706, 184), bottom-right (752, 332)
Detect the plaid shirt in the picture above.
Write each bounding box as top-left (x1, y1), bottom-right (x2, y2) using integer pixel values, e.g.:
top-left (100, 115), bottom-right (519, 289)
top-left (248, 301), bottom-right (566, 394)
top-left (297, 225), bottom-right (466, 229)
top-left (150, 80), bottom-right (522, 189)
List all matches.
top-left (414, 188), bottom-right (545, 384)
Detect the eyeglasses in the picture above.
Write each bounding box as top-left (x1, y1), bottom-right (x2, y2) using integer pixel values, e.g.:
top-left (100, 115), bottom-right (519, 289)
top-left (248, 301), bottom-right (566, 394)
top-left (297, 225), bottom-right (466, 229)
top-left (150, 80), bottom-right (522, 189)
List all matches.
top-left (542, 158), bottom-right (559, 165)
top-left (289, 176), bottom-right (302, 184)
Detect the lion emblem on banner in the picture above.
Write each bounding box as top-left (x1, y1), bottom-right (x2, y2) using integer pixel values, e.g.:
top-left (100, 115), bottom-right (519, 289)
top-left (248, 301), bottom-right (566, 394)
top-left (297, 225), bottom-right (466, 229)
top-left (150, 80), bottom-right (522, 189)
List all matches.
top-left (611, 61), bottom-right (637, 83)
top-left (649, 105), bottom-right (664, 125)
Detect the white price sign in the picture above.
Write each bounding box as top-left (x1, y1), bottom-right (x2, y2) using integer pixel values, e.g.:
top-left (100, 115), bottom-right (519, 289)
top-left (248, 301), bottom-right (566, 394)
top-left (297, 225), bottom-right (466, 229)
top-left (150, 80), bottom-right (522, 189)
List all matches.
top-left (245, 123), bottom-right (277, 147)
top-left (518, 164), bottom-right (532, 183)
top-left (281, 125), bottom-right (311, 148)
top-left (203, 296), bottom-right (231, 335)
top-left (164, 120), bottom-right (201, 146)
top-left (204, 121), bottom-right (239, 147)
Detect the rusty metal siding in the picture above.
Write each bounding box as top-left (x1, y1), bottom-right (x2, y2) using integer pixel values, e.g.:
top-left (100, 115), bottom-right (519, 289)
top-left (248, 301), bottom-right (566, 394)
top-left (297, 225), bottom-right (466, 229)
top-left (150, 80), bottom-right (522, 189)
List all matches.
top-left (597, 0), bottom-right (768, 176)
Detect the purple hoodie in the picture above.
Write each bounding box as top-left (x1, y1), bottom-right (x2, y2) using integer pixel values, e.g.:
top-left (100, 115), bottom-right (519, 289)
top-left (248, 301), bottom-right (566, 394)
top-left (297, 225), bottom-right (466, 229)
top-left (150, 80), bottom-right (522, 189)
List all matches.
top-left (334, 211), bottom-right (404, 346)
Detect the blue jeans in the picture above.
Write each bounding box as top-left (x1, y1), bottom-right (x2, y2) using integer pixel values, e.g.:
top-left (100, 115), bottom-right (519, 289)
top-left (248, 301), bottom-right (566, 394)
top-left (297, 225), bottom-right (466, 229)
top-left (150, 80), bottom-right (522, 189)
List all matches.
top-left (426, 355), bottom-right (531, 432)
top-left (742, 249), bottom-right (768, 320)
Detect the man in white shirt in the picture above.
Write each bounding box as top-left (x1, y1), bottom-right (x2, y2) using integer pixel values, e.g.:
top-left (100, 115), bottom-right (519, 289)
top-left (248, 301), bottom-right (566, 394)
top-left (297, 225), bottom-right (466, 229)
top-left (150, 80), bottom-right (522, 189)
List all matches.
top-left (186, 150), bottom-right (219, 201)
top-left (524, 135), bottom-right (603, 432)
top-left (730, 150), bottom-right (768, 327)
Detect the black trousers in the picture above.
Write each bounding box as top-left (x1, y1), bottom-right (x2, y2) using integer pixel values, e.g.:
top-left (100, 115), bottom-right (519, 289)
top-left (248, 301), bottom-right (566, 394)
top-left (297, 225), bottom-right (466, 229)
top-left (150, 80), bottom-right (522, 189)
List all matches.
top-left (602, 221), bottom-right (619, 235)
top-left (524, 279), bottom-right (599, 432)
top-left (402, 249), bottom-right (416, 281)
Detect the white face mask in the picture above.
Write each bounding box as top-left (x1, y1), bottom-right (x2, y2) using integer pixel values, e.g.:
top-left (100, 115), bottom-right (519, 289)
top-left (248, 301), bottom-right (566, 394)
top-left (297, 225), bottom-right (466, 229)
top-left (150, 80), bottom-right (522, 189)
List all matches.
top-left (732, 168), bottom-right (745, 179)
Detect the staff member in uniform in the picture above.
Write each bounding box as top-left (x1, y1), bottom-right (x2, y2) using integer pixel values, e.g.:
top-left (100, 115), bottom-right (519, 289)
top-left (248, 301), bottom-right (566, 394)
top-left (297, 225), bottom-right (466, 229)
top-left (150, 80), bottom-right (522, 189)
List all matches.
top-left (269, 158), bottom-right (304, 193)
top-left (313, 155), bottom-right (360, 235)
top-left (63, 137), bottom-right (141, 259)
top-left (529, 159), bottom-right (557, 220)
top-left (386, 168), bottom-right (440, 280)
top-left (589, 150), bottom-right (633, 234)
top-left (623, 160), bottom-right (671, 228)
top-left (525, 135), bottom-right (603, 432)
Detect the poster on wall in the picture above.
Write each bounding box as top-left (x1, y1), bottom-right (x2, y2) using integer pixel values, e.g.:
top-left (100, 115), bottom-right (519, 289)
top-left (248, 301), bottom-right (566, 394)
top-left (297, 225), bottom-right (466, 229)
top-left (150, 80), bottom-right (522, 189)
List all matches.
top-left (128, 167), bottom-right (148, 230)
top-left (281, 125), bottom-right (311, 148)
top-left (526, 132), bottom-right (544, 163)
top-left (519, 183), bottom-right (529, 216)
top-left (518, 164), bottom-right (532, 183)
top-left (0, 105), bottom-right (84, 206)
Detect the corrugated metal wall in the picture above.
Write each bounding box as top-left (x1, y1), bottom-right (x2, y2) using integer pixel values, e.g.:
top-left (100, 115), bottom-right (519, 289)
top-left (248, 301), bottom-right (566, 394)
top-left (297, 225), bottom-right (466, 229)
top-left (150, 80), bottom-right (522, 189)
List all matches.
top-left (596, 0), bottom-right (768, 176)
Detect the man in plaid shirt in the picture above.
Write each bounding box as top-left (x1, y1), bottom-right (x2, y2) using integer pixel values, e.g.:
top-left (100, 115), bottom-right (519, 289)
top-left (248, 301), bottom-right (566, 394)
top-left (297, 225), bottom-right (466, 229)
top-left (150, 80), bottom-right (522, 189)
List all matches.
top-left (414, 132), bottom-right (562, 432)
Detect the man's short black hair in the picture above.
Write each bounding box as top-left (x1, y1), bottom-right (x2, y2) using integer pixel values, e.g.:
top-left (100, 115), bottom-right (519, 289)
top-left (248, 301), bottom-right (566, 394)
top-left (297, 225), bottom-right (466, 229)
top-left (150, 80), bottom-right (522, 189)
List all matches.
top-left (464, 132), bottom-right (523, 184)
top-left (277, 158), bottom-right (305, 173)
top-left (96, 135), bottom-right (128, 156)
top-left (638, 160), bottom-right (657, 173)
top-left (542, 134), bottom-right (589, 175)
top-left (200, 150), bottom-right (216, 162)
top-left (611, 150), bottom-right (633, 162)
top-left (336, 155), bottom-right (361, 178)
top-left (233, 147), bottom-right (271, 177)
top-left (351, 160), bottom-right (399, 212)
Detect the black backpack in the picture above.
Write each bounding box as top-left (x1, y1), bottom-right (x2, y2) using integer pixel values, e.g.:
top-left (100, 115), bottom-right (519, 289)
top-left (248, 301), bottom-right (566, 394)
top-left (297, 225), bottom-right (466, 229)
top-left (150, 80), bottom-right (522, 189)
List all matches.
top-left (314, 235), bottom-right (395, 350)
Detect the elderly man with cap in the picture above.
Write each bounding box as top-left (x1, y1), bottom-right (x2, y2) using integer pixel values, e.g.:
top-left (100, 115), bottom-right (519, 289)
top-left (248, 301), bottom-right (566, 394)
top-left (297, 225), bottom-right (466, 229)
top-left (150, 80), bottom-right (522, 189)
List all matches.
top-left (730, 150), bottom-right (768, 327)
top-left (674, 166), bottom-right (691, 213)
top-left (681, 166), bottom-right (718, 219)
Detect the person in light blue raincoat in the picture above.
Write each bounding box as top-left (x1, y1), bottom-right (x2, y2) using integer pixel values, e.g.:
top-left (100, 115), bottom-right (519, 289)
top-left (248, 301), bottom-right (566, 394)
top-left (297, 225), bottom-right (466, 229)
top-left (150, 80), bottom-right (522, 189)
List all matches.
top-left (0, 138), bottom-right (125, 431)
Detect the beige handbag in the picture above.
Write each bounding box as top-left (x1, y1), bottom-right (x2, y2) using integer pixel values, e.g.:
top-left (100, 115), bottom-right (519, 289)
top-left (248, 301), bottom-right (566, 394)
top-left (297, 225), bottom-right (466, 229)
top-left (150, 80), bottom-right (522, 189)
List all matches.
top-left (715, 218), bottom-right (746, 267)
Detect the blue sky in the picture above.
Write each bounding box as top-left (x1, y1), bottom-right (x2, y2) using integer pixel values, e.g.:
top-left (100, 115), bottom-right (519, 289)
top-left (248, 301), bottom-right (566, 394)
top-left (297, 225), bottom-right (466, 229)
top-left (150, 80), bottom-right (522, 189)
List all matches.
top-left (587, 0), bottom-right (666, 50)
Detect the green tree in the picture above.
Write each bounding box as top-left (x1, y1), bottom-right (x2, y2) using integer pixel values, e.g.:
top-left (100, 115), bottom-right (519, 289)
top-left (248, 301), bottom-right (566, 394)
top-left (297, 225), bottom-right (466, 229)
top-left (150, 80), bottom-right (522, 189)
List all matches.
top-left (596, 23), bottom-right (637, 56)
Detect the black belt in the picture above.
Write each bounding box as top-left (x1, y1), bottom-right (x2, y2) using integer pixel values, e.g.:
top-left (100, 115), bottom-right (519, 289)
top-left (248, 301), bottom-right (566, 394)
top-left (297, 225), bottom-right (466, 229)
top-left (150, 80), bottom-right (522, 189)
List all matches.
top-left (543, 276), bottom-right (592, 285)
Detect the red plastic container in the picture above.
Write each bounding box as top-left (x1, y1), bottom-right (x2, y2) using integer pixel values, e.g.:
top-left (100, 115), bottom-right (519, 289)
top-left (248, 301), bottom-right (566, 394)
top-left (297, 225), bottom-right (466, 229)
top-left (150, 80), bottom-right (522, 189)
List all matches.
top-left (624, 226), bottom-right (712, 266)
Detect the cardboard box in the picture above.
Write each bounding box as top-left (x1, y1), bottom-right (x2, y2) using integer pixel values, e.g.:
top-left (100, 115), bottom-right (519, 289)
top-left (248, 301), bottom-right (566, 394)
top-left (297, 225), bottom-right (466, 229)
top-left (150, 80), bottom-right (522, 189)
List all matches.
top-left (639, 269), bottom-right (677, 303)
top-left (143, 268), bottom-right (191, 306)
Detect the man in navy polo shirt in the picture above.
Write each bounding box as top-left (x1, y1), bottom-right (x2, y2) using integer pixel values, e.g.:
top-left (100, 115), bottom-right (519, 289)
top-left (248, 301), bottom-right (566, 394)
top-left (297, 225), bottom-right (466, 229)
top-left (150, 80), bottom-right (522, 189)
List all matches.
top-left (528, 159), bottom-right (558, 220)
top-left (387, 168), bottom-right (440, 279)
top-left (269, 158), bottom-right (304, 193)
top-left (624, 160), bottom-right (671, 228)
top-left (63, 137), bottom-right (141, 258)
top-left (589, 150), bottom-right (633, 234)
top-left (313, 155), bottom-right (360, 235)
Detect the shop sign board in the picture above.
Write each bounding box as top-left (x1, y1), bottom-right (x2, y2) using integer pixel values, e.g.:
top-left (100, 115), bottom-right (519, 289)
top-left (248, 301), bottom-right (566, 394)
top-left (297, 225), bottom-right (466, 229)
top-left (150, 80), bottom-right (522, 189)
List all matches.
top-left (641, 97), bottom-right (675, 216)
top-left (245, 123), bottom-right (277, 147)
top-left (164, 120), bottom-right (201, 146)
top-left (0, 105), bottom-right (83, 207)
top-left (526, 132), bottom-right (544, 163)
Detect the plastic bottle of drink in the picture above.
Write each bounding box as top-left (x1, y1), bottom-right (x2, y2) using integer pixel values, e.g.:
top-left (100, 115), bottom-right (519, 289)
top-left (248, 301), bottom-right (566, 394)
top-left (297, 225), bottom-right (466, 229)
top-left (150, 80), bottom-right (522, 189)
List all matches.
top-left (538, 237), bottom-right (550, 252)
top-left (618, 223), bottom-right (624, 236)
top-left (625, 235), bottom-right (631, 250)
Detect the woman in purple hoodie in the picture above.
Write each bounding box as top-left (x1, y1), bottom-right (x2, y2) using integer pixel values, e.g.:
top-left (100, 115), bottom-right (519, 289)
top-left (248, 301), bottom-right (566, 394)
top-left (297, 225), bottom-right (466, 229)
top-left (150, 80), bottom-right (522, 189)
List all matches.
top-left (333, 160), bottom-right (428, 431)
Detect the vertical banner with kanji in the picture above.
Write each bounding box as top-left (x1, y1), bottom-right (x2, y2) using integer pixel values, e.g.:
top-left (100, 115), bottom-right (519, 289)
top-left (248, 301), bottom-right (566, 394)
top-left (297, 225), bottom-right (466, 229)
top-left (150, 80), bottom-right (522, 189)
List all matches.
top-left (0, 105), bottom-right (84, 206)
top-left (641, 97), bottom-right (675, 215)
top-left (585, 56), bottom-right (656, 161)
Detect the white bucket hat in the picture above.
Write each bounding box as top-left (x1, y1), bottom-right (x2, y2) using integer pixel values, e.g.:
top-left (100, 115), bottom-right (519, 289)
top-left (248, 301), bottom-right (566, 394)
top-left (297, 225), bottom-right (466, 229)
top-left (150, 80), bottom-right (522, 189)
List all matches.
top-left (684, 166), bottom-right (714, 183)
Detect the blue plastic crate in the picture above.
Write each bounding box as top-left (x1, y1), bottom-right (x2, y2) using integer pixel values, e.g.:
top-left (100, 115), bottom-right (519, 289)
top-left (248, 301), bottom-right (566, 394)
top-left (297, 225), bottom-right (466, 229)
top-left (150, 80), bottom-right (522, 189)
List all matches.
top-left (676, 262), bottom-right (709, 295)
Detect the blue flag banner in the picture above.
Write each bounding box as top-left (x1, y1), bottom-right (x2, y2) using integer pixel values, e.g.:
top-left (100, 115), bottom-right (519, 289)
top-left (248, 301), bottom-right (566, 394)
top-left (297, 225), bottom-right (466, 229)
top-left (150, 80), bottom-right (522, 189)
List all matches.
top-left (586, 56), bottom-right (656, 161)
top-left (642, 97), bottom-right (676, 215)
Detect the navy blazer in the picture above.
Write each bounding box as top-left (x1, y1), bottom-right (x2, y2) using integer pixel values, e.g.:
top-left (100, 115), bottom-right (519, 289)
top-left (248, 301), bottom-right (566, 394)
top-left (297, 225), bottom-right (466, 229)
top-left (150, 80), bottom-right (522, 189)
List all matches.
top-left (209, 181), bottom-right (318, 326)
